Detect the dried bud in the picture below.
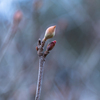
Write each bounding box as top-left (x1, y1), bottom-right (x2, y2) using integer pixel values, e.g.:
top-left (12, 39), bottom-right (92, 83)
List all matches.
top-left (13, 10), bottom-right (23, 24)
top-left (46, 40), bottom-right (56, 51)
top-left (36, 46), bottom-right (38, 51)
top-left (43, 26), bottom-right (56, 41)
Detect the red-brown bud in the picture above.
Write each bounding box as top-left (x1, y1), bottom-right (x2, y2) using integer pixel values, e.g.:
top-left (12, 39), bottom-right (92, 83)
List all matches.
top-left (36, 46), bottom-right (38, 51)
top-left (13, 10), bottom-right (23, 24)
top-left (46, 40), bottom-right (56, 51)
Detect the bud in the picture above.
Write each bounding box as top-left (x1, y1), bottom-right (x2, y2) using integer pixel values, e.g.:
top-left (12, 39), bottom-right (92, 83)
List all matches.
top-left (36, 46), bottom-right (38, 51)
top-left (43, 26), bottom-right (56, 41)
top-left (13, 10), bottom-right (23, 24)
top-left (46, 40), bottom-right (56, 51)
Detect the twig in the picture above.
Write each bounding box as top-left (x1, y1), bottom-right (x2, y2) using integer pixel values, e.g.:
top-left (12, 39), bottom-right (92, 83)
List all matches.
top-left (35, 56), bottom-right (45, 100)
top-left (0, 10), bottom-right (22, 62)
top-left (0, 25), bottom-right (18, 62)
top-left (35, 26), bottom-right (56, 100)
top-left (35, 39), bottom-right (49, 100)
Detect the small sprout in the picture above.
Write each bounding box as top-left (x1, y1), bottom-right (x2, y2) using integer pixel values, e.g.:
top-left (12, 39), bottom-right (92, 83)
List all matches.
top-left (43, 26), bottom-right (56, 41)
top-left (13, 10), bottom-right (23, 24)
top-left (46, 40), bottom-right (56, 51)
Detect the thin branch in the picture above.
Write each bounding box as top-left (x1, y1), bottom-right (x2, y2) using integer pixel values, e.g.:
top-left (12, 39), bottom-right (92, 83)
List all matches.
top-left (35, 56), bottom-right (45, 100)
top-left (0, 25), bottom-right (18, 62)
top-left (35, 39), bottom-right (49, 100)
top-left (0, 10), bottom-right (22, 62)
top-left (35, 26), bottom-right (56, 100)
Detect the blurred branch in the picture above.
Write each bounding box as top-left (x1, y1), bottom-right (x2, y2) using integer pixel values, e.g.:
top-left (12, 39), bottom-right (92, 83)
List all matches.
top-left (0, 11), bottom-right (22, 62)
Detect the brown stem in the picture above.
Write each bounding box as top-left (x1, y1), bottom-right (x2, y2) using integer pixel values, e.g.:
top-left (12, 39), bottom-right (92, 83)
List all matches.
top-left (35, 39), bottom-right (47, 100)
top-left (35, 56), bottom-right (45, 100)
top-left (35, 38), bottom-right (54, 100)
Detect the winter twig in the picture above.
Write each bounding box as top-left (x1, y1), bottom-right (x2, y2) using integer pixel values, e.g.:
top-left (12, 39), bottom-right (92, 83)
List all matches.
top-left (35, 26), bottom-right (56, 100)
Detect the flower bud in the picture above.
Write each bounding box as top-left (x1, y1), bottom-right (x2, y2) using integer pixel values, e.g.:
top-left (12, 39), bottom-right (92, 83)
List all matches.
top-left (13, 10), bottom-right (23, 24)
top-left (46, 40), bottom-right (56, 51)
top-left (43, 26), bottom-right (56, 41)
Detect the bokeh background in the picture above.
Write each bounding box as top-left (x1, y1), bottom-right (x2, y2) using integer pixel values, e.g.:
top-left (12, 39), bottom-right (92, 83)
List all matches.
top-left (0, 0), bottom-right (100, 100)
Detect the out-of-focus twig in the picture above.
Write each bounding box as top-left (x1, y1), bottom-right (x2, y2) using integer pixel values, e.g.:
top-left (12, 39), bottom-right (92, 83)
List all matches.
top-left (0, 10), bottom-right (23, 62)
